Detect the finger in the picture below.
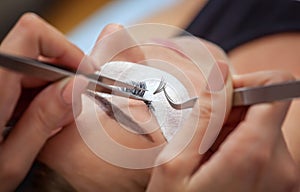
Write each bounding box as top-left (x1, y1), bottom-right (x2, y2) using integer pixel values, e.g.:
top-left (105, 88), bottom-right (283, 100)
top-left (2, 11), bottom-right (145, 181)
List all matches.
top-left (152, 61), bottom-right (229, 179)
top-left (189, 71), bottom-right (296, 191)
top-left (96, 23), bottom-right (145, 63)
top-left (188, 103), bottom-right (291, 191)
top-left (232, 70), bottom-right (295, 138)
top-left (0, 13), bottom-right (86, 134)
top-left (0, 76), bottom-right (88, 191)
top-left (0, 70), bottom-right (21, 132)
top-left (1, 13), bottom-right (83, 67)
top-left (214, 70), bottom-right (295, 151)
top-left (96, 23), bottom-right (123, 42)
top-left (89, 23), bottom-right (145, 68)
top-left (0, 13), bottom-right (91, 87)
top-left (233, 70), bottom-right (295, 88)
top-left (258, 135), bottom-right (299, 192)
top-left (190, 72), bottom-right (294, 190)
top-left (147, 103), bottom-right (201, 191)
top-left (208, 106), bottom-right (247, 155)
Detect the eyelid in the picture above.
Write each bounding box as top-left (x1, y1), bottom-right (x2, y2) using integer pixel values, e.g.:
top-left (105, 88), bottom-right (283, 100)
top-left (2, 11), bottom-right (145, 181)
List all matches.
top-left (86, 91), bottom-right (155, 142)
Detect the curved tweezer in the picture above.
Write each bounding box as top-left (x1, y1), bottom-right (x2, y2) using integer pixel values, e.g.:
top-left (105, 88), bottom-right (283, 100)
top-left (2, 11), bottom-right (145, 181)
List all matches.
top-left (2, 52), bottom-right (300, 108)
top-left (154, 77), bottom-right (300, 110)
top-left (165, 80), bottom-right (300, 109)
top-left (0, 52), bottom-right (150, 102)
top-left (153, 78), bottom-right (198, 110)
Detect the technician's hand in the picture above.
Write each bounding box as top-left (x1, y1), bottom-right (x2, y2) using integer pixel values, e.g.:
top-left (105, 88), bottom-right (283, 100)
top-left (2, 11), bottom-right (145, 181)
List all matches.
top-left (147, 71), bottom-right (300, 192)
top-left (0, 13), bottom-right (89, 191)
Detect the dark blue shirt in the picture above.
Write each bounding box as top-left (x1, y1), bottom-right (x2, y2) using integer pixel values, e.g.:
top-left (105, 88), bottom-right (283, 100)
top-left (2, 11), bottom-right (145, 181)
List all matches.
top-left (185, 0), bottom-right (300, 52)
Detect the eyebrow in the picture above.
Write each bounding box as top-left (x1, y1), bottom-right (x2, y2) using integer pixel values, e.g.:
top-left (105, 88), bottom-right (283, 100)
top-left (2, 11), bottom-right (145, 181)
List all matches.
top-left (86, 91), bottom-right (154, 142)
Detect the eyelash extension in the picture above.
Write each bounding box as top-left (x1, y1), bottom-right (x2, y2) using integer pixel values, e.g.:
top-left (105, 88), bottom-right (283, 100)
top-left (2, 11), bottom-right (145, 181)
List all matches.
top-left (153, 77), bottom-right (167, 95)
top-left (153, 78), bottom-right (198, 110)
top-left (122, 81), bottom-right (153, 108)
top-left (122, 81), bottom-right (147, 97)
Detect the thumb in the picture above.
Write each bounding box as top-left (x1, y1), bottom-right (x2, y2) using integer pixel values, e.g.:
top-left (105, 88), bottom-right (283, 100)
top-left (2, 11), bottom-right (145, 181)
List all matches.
top-left (0, 76), bottom-right (88, 191)
top-left (19, 75), bottom-right (89, 136)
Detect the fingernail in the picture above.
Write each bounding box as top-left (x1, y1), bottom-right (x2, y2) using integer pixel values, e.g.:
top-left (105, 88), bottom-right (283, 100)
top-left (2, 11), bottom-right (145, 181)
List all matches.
top-left (102, 23), bottom-right (124, 37)
top-left (206, 61), bottom-right (229, 92)
top-left (106, 23), bottom-right (123, 33)
top-left (97, 23), bottom-right (123, 42)
top-left (61, 76), bottom-right (89, 105)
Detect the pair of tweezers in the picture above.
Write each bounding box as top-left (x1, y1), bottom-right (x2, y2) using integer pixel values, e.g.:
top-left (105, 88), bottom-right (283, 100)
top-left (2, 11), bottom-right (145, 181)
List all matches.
top-left (1, 52), bottom-right (300, 107)
top-left (0, 52), bottom-right (150, 102)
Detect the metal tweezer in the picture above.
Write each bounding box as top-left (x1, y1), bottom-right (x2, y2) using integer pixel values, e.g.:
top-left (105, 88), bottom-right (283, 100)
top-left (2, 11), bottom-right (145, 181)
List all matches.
top-left (168, 79), bottom-right (300, 109)
top-left (0, 52), bottom-right (150, 102)
top-left (1, 52), bottom-right (299, 107)
top-left (233, 80), bottom-right (300, 106)
top-left (158, 78), bottom-right (300, 109)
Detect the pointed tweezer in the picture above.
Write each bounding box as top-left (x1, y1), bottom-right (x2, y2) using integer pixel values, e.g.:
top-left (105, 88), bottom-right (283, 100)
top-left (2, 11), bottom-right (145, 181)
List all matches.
top-left (0, 52), bottom-right (150, 102)
top-left (156, 78), bottom-right (300, 109)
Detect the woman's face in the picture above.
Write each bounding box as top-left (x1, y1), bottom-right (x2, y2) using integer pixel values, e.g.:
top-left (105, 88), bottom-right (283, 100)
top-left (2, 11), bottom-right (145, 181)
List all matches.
top-left (37, 27), bottom-right (231, 192)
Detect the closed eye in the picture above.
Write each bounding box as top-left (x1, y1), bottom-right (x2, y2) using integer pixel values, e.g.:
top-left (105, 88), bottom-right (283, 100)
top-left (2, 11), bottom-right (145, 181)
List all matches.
top-left (85, 91), bottom-right (155, 142)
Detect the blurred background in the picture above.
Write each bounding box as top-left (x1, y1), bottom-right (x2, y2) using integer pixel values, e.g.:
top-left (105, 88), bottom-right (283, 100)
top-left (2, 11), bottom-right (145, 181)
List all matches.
top-left (0, 0), bottom-right (112, 40)
top-left (0, 0), bottom-right (183, 52)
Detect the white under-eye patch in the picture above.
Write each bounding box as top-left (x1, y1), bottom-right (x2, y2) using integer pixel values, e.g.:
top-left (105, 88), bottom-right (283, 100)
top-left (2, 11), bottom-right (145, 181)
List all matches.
top-left (95, 61), bottom-right (193, 141)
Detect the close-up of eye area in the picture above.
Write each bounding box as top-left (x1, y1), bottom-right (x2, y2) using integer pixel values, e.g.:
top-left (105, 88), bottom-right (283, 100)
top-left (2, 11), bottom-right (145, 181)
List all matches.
top-left (94, 61), bottom-right (194, 142)
top-left (2, 2), bottom-right (297, 191)
top-left (74, 60), bottom-right (199, 168)
top-left (73, 23), bottom-right (230, 169)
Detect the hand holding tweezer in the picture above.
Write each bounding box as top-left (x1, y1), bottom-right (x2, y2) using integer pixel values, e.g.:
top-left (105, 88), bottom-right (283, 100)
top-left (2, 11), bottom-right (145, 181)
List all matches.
top-left (161, 76), bottom-right (300, 109)
top-left (0, 52), bottom-right (150, 102)
top-left (232, 80), bottom-right (300, 106)
top-left (1, 52), bottom-right (300, 108)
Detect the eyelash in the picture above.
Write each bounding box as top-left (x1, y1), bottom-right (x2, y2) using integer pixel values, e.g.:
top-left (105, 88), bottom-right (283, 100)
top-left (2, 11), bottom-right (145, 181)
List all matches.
top-left (123, 79), bottom-right (197, 110)
top-left (122, 81), bottom-right (147, 98)
top-left (122, 81), bottom-right (155, 108)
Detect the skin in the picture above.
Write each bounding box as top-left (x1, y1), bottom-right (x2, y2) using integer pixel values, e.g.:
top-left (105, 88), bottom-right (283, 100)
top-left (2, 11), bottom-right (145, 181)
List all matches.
top-left (0, 13), bottom-right (89, 192)
top-left (147, 71), bottom-right (299, 192)
top-left (143, 1), bottom-right (300, 191)
top-left (0, 13), bottom-right (231, 191)
top-left (142, 0), bottom-right (300, 167)
top-left (1, 11), bottom-right (299, 192)
top-left (228, 33), bottom-right (300, 164)
top-left (37, 23), bottom-right (231, 191)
